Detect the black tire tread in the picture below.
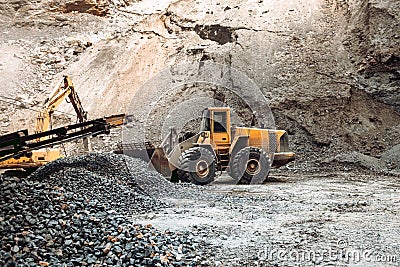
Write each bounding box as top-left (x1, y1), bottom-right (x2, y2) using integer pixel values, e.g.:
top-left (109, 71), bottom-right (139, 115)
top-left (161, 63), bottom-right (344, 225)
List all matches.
top-left (177, 147), bottom-right (216, 185)
top-left (231, 147), bottom-right (270, 184)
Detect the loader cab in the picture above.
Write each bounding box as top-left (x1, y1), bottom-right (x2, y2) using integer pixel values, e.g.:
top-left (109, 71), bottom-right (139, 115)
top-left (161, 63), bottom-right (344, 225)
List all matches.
top-left (200, 107), bottom-right (231, 145)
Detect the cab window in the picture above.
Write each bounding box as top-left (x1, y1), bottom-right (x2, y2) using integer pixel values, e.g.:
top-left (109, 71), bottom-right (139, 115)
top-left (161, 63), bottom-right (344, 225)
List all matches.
top-left (213, 111), bottom-right (227, 133)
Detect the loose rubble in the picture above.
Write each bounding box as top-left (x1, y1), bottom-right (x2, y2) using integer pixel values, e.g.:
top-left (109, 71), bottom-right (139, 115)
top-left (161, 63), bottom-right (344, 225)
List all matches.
top-left (0, 153), bottom-right (211, 266)
top-left (29, 153), bottom-right (169, 215)
top-left (30, 152), bottom-right (209, 201)
top-left (1, 153), bottom-right (400, 266)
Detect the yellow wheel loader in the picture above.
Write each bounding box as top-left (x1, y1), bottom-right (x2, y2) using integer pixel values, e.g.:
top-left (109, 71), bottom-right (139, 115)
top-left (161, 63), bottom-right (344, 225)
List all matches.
top-left (135, 107), bottom-right (295, 185)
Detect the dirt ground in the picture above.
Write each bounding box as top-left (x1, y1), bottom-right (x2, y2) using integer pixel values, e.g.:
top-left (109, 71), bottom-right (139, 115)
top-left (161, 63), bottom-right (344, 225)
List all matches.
top-left (133, 171), bottom-right (400, 266)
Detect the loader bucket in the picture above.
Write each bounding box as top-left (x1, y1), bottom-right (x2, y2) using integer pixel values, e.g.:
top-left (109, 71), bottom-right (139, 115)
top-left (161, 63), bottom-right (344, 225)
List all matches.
top-left (115, 127), bottom-right (200, 179)
top-left (149, 147), bottom-right (171, 177)
top-left (114, 142), bottom-right (171, 177)
top-left (114, 142), bottom-right (155, 162)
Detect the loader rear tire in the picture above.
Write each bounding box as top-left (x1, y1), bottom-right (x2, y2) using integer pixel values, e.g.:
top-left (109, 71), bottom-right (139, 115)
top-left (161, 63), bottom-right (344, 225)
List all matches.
top-left (231, 147), bottom-right (270, 184)
top-left (170, 169), bottom-right (180, 183)
top-left (177, 147), bottom-right (216, 185)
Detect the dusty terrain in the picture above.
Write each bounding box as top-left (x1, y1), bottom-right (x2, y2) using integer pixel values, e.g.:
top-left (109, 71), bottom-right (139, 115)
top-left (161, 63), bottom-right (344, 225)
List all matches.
top-left (2, 154), bottom-right (399, 266)
top-left (0, 0), bottom-right (399, 266)
top-left (137, 172), bottom-right (400, 266)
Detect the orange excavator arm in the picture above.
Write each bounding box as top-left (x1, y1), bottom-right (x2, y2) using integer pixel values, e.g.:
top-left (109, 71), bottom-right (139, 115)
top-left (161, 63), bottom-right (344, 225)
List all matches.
top-left (35, 76), bottom-right (87, 136)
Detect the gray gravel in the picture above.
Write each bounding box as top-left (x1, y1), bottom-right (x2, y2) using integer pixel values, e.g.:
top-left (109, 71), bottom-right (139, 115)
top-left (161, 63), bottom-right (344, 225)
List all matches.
top-left (29, 153), bottom-right (168, 215)
top-left (29, 152), bottom-right (211, 203)
top-left (0, 153), bottom-right (213, 266)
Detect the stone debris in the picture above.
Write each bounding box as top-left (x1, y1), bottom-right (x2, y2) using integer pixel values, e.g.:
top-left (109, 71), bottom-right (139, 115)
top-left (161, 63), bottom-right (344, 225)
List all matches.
top-left (28, 153), bottom-right (168, 215)
top-left (0, 153), bottom-right (211, 266)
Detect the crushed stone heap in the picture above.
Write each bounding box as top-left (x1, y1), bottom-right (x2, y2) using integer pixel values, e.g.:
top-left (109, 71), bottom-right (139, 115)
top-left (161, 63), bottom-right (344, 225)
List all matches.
top-left (0, 153), bottom-right (210, 266)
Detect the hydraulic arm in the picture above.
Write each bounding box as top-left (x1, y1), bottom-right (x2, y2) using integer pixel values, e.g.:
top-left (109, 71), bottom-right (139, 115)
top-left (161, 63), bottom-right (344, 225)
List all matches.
top-left (35, 76), bottom-right (87, 137)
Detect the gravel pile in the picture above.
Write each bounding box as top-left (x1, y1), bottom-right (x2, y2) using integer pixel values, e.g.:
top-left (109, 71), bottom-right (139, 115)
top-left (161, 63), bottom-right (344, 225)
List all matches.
top-left (29, 152), bottom-right (208, 202)
top-left (28, 153), bottom-right (169, 215)
top-left (122, 156), bottom-right (210, 201)
top-left (0, 175), bottom-right (208, 266)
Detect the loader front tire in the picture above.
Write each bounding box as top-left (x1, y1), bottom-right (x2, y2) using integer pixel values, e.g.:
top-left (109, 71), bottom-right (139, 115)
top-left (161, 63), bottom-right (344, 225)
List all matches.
top-left (231, 147), bottom-right (270, 184)
top-left (177, 147), bottom-right (216, 185)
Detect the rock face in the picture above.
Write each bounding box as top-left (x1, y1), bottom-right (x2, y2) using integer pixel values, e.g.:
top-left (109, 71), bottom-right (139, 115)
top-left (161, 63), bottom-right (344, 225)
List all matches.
top-left (342, 0), bottom-right (400, 111)
top-left (0, 0), bottom-right (398, 169)
top-left (63, 0), bottom-right (110, 16)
